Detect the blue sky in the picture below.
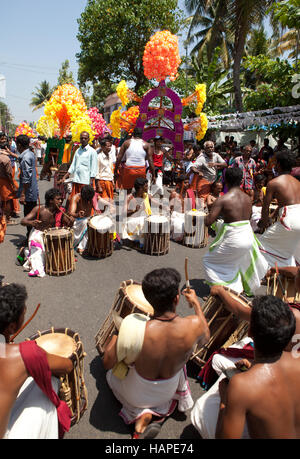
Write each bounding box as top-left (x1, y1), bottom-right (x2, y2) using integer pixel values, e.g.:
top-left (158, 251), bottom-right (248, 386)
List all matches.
top-left (0, 0), bottom-right (272, 127)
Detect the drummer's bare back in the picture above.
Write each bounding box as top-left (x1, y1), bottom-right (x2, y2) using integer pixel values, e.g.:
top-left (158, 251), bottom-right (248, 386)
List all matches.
top-left (207, 188), bottom-right (252, 225)
top-left (69, 194), bottom-right (94, 218)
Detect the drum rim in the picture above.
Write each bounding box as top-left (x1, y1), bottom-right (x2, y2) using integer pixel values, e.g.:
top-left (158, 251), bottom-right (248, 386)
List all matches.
top-left (28, 327), bottom-right (82, 358)
top-left (44, 227), bottom-right (72, 237)
top-left (219, 285), bottom-right (252, 306)
top-left (121, 281), bottom-right (154, 315)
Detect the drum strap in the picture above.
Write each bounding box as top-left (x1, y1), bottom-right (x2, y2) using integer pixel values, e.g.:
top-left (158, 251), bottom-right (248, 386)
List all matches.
top-left (151, 314), bottom-right (178, 322)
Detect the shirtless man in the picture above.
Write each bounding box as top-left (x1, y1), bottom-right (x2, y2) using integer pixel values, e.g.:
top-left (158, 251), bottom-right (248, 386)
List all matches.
top-left (203, 167), bottom-right (268, 295)
top-left (215, 295), bottom-right (300, 439)
top-left (258, 150), bottom-right (300, 267)
top-left (0, 283), bottom-right (73, 438)
top-left (103, 268), bottom-right (210, 438)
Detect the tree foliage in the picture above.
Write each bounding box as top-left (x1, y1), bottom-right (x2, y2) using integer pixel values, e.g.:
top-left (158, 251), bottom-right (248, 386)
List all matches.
top-left (76, 0), bottom-right (183, 100)
top-left (30, 80), bottom-right (54, 111)
top-left (57, 60), bottom-right (75, 86)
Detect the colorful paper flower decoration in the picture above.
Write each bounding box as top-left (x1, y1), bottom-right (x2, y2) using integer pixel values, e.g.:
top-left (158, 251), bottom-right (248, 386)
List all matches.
top-left (143, 30), bottom-right (181, 82)
top-left (117, 80), bottom-right (130, 107)
top-left (35, 116), bottom-right (58, 138)
top-left (120, 106), bottom-right (140, 134)
top-left (109, 107), bottom-right (122, 139)
top-left (15, 122), bottom-right (35, 138)
top-left (88, 107), bottom-right (108, 138)
top-left (40, 84), bottom-right (95, 142)
top-left (196, 113), bottom-right (208, 141)
top-left (182, 84), bottom-right (206, 115)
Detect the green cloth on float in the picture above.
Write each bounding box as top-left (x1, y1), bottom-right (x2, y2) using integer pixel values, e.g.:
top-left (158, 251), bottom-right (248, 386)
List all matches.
top-left (44, 138), bottom-right (66, 165)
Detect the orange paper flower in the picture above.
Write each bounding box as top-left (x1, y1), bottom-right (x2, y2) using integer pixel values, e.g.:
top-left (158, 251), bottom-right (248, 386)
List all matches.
top-left (120, 106), bottom-right (140, 133)
top-left (143, 30), bottom-right (181, 82)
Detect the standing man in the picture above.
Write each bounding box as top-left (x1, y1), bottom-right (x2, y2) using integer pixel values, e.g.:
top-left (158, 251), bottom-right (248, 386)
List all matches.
top-left (114, 127), bottom-right (155, 192)
top-left (190, 141), bottom-right (226, 202)
top-left (258, 150), bottom-right (300, 268)
top-left (16, 135), bottom-right (39, 244)
top-left (59, 131), bottom-right (98, 200)
top-left (203, 167), bottom-right (268, 296)
top-left (95, 139), bottom-right (114, 201)
top-left (233, 145), bottom-right (256, 199)
top-left (0, 134), bottom-right (18, 224)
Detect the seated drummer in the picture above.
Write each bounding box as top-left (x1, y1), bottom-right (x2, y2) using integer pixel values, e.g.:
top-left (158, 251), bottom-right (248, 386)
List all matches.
top-left (0, 283), bottom-right (73, 439)
top-left (191, 294), bottom-right (300, 439)
top-left (169, 175), bottom-right (197, 242)
top-left (103, 268), bottom-right (210, 439)
top-left (19, 188), bottom-right (70, 277)
top-left (68, 185), bottom-right (114, 254)
top-left (206, 180), bottom-right (223, 212)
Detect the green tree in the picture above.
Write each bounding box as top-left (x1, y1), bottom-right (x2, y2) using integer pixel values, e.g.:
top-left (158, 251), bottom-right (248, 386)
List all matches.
top-left (0, 101), bottom-right (12, 133)
top-left (30, 80), bottom-right (54, 111)
top-left (76, 0), bottom-right (183, 94)
top-left (57, 60), bottom-right (75, 86)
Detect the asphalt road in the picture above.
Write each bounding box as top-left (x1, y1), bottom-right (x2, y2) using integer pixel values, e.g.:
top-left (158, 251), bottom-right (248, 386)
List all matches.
top-left (0, 166), bottom-right (247, 440)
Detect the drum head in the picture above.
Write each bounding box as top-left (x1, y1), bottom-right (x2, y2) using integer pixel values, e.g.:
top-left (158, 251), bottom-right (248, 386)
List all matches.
top-left (45, 228), bottom-right (70, 237)
top-left (146, 216), bottom-right (168, 223)
top-left (89, 215), bottom-right (113, 232)
top-left (186, 210), bottom-right (206, 217)
top-left (34, 332), bottom-right (77, 358)
top-left (125, 284), bottom-right (154, 315)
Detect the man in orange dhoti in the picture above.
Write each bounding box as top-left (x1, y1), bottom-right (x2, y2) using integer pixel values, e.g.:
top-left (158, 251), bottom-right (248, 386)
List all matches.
top-left (0, 148), bottom-right (18, 224)
top-left (95, 139), bottom-right (114, 201)
top-left (114, 128), bottom-right (155, 192)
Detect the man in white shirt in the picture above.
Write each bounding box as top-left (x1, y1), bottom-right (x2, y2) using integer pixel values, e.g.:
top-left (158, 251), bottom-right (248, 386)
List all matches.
top-left (59, 131), bottom-right (98, 200)
top-left (96, 139), bottom-right (114, 201)
top-left (190, 141), bottom-right (226, 201)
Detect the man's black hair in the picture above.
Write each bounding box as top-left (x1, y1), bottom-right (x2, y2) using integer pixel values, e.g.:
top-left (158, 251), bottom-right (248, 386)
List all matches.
top-left (250, 295), bottom-right (296, 358)
top-left (133, 127), bottom-right (143, 138)
top-left (81, 185), bottom-right (95, 202)
top-left (225, 167), bottom-right (243, 188)
top-left (276, 150), bottom-right (297, 172)
top-left (0, 284), bottom-right (27, 334)
top-left (142, 268), bottom-right (181, 313)
top-left (45, 188), bottom-right (61, 207)
top-left (16, 135), bottom-right (30, 149)
top-left (134, 177), bottom-right (147, 190)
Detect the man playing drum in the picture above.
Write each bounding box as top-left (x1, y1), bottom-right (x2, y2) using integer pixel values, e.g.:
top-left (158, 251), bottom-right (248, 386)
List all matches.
top-left (203, 167), bottom-right (268, 296)
top-left (68, 185), bottom-right (113, 255)
top-left (191, 294), bottom-right (300, 439)
top-left (169, 174), bottom-right (197, 242)
top-left (0, 283), bottom-right (73, 439)
top-left (103, 268), bottom-right (210, 439)
top-left (20, 188), bottom-right (69, 277)
top-left (258, 150), bottom-right (300, 268)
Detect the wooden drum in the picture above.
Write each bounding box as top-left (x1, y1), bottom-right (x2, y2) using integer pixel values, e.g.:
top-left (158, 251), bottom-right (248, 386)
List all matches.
top-left (184, 210), bottom-right (208, 248)
top-left (190, 287), bottom-right (251, 367)
top-left (143, 215), bottom-right (170, 256)
top-left (95, 279), bottom-right (154, 356)
top-left (87, 215), bottom-right (114, 258)
top-left (267, 273), bottom-right (300, 303)
top-left (28, 327), bottom-right (88, 426)
top-left (44, 228), bottom-right (75, 276)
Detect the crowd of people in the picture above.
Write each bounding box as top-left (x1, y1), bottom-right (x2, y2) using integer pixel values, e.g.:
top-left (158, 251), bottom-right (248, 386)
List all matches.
top-left (1, 125), bottom-right (300, 439)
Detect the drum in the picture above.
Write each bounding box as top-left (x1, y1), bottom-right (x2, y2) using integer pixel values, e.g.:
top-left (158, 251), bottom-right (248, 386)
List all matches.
top-left (95, 279), bottom-right (154, 356)
top-left (28, 327), bottom-right (88, 426)
top-left (184, 210), bottom-right (208, 248)
top-left (267, 273), bottom-right (300, 303)
top-left (190, 287), bottom-right (251, 367)
top-left (44, 228), bottom-right (75, 276)
top-left (143, 215), bottom-right (170, 256)
top-left (87, 215), bottom-right (114, 258)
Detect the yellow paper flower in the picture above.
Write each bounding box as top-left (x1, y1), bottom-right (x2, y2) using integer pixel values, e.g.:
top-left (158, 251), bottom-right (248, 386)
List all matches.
top-left (116, 80), bottom-right (130, 107)
top-left (195, 84), bottom-right (206, 115)
top-left (35, 116), bottom-right (58, 138)
top-left (196, 113), bottom-right (208, 141)
top-left (110, 107), bottom-right (122, 139)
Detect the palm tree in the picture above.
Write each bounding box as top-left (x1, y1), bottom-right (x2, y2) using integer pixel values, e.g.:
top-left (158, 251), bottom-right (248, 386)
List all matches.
top-left (276, 29), bottom-right (300, 68)
top-left (30, 80), bottom-right (54, 111)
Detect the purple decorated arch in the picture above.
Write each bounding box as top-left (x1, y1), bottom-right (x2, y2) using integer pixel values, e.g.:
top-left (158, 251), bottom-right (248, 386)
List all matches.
top-left (136, 80), bottom-right (184, 159)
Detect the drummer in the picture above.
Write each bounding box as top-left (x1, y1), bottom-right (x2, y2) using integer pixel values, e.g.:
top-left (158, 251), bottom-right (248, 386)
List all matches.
top-left (103, 268), bottom-right (210, 439)
top-left (191, 293), bottom-right (300, 439)
top-left (121, 177), bottom-right (153, 248)
top-left (0, 283), bottom-right (73, 439)
top-left (169, 174), bottom-right (197, 242)
top-left (20, 188), bottom-right (70, 277)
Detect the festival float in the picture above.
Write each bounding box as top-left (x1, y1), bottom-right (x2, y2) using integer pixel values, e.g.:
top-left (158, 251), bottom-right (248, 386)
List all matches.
top-left (109, 30), bottom-right (208, 159)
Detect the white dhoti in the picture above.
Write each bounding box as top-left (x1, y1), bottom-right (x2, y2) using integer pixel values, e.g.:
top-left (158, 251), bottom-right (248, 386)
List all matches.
top-left (259, 204), bottom-right (300, 268)
top-left (23, 229), bottom-right (46, 278)
top-left (203, 221), bottom-right (268, 296)
top-left (170, 211), bottom-right (185, 241)
top-left (4, 377), bottom-right (59, 439)
top-left (122, 216), bottom-right (146, 245)
top-left (106, 365), bottom-right (193, 425)
top-left (73, 217), bottom-right (88, 251)
top-left (147, 170), bottom-right (164, 197)
top-left (250, 206), bottom-right (262, 232)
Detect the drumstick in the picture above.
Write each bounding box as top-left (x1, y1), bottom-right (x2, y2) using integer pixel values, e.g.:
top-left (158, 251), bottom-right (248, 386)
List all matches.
top-left (37, 196), bottom-right (41, 221)
top-left (9, 303), bottom-right (41, 343)
top-left (275, 262), bottom-right (286, 299)
top-left (185, 257), bottom-right (191, 292)
top-left (56, 204), bottom-right (73, 224)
